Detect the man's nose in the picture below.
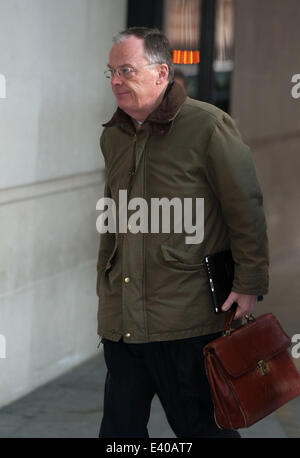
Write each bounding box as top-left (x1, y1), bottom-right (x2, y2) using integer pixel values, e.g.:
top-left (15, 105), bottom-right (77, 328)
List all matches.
top-left (111, 72), bottom-right (123, 86)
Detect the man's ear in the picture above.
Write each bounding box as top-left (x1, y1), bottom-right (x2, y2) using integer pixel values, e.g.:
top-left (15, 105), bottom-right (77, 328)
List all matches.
top-left (157, 64), bottom-right (169, 84)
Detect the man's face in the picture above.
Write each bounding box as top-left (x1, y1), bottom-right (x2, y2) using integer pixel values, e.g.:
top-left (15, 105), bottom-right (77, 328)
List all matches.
top-left (108, 36), bottom-right (166, 117)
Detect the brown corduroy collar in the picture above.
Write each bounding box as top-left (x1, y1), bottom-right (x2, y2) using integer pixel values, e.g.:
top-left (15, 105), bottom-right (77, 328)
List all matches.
top-left (102, 81), bottom-right (187, 136)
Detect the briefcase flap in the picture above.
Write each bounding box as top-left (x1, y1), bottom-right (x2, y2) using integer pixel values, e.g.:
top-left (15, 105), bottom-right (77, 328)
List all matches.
top-left (205, 314), bottom-right (291, 377)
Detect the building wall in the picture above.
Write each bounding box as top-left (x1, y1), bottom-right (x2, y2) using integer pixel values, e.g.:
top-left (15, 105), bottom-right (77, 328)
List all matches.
top-left (0, 0), bottom-right (126, 407)
top-left (231, 0), bottom-right (300, 338)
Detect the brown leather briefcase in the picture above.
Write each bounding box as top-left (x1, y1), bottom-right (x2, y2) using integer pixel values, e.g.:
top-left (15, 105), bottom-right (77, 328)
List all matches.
top-left (203, 308), bottom-right (300, 430)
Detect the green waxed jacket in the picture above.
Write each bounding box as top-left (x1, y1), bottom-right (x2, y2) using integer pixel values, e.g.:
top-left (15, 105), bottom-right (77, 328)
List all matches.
top-left (96, 82), bottom-right (269, 343)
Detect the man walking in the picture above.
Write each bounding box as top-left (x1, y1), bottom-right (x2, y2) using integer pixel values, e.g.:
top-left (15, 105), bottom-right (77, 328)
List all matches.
top-left (96, 27), bottom-right (269, 438)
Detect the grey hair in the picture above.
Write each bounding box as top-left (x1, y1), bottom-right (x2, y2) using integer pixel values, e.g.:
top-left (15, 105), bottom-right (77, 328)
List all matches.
top-left (112, 27), bottom-right (174, 82)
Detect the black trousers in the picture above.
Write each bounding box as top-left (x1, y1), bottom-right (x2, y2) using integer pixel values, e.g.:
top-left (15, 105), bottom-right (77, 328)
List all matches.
top-left (99, 332), bottom-right (241, 438)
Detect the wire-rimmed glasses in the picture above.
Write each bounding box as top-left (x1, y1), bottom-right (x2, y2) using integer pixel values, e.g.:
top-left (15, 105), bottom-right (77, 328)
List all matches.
top-left (104, 63), bottom-right (159, 80)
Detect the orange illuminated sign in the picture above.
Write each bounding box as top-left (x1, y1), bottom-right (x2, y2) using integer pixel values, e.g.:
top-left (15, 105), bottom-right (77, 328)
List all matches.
top-left (173, 50), bottom-right (200, 64)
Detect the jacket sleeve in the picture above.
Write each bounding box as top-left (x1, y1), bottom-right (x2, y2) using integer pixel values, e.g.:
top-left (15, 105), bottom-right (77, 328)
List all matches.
top-left (204, 114), bottom-right (269, 295)
top-left (96, 130), bottom-right (116, 296)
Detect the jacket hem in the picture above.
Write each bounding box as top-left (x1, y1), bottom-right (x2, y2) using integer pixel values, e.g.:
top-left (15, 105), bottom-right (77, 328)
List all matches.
top-left (98, 322), bottom-right (228, 343)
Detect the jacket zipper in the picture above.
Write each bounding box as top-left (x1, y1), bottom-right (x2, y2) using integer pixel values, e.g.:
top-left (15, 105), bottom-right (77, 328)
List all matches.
top-left (127, 134), bottom-right (136, 194)
top-left (143, 139), bottom-right (147, 337)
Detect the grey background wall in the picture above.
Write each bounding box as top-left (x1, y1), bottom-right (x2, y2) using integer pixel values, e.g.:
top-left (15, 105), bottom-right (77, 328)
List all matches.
top-left (0, 0), bottom-right (126, 408)
top-left (231, 0), bottom-right (300, 340)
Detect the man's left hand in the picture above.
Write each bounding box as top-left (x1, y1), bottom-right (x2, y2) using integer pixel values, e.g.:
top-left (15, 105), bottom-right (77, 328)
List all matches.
top-left (221, 292), bottom-right (257, 319)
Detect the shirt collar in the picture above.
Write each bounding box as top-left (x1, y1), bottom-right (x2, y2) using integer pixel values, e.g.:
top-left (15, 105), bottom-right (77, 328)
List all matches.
top-left (102, 81), bottom-right (187, 136)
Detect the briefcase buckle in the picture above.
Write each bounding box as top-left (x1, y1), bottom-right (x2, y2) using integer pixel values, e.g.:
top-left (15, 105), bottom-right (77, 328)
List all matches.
top-left (257, 359), bottom-right (270, 376)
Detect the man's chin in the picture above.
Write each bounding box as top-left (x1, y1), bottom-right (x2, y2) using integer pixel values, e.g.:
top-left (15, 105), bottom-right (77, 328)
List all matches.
top-left (116, 99), bottom-right (133, 114)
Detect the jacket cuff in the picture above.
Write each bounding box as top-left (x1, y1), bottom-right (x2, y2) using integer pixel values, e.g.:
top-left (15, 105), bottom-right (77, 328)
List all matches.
top-left (232, 266), bottom-right (269, 295)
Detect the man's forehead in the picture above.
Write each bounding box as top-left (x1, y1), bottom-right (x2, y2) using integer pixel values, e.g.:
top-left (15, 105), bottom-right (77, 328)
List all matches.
top-left (109, 36), bottom-right (147, 66)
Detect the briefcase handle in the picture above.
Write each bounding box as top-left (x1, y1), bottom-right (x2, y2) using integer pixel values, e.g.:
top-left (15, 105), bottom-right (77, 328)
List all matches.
top-left (224, 303), bottom-right (255, 336)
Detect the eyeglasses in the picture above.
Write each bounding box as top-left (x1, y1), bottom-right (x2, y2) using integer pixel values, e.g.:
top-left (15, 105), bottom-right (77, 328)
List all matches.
top-left (104, 63), bottom-right (159, 80)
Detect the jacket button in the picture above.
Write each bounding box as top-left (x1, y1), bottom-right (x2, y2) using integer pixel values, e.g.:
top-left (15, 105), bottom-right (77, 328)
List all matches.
top-left (125, 332), bottom-right (131, 338)
top-left (124, 276), bottom-right (131, 283)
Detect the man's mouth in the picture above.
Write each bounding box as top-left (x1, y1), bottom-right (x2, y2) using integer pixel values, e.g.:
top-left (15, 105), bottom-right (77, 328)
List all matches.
top-left (115, 91), bottom-right (130, 96)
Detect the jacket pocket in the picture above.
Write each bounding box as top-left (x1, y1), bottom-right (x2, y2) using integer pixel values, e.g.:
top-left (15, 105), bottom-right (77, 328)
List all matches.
top-left (96, 267), bottom-right (105, 297)
top-left (104, 241), bottom-right (118, 273)
top-left (160, 243), bottom-right (204, 271)
top-left (96, 242), bottom-right (118, 296)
